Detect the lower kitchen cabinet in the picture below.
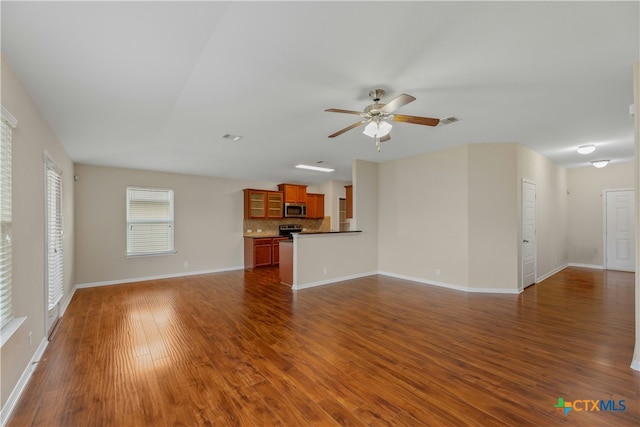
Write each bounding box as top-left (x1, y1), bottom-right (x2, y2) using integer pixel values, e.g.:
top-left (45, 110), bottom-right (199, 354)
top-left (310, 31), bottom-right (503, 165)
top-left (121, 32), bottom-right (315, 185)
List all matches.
top-left (272, 237), bottom-right (288, 265)
top-left (244, 237), bottom-right (289, 270)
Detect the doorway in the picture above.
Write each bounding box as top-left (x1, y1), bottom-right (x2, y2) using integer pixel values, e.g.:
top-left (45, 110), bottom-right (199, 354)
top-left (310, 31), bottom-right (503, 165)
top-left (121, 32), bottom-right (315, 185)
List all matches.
top-left (604, 189), bottom-right (635, 272)
top-left (522, 180), bottom-right (536, 288)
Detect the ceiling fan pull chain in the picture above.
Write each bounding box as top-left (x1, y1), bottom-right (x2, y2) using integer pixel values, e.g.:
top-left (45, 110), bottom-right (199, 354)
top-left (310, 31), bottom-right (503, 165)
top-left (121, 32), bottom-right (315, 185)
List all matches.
top-left (376, 137), bottom-right (381, 152)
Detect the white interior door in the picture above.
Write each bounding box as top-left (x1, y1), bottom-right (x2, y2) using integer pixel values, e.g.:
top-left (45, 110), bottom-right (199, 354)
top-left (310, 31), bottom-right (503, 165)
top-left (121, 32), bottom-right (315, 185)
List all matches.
top-left (522, 180), bottom-right (536, 288)
top-left (45, 157), bottom-right (63, 337)
top-left (605, 190), bottom-right (635, 272)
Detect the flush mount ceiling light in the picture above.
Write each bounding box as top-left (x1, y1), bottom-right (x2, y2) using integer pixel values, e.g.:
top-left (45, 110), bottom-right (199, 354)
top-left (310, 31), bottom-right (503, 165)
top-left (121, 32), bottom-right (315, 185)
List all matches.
top-left (577, 144), bottom-right (596, 154)
top-left (295, 164), bottom-right (335, 173)
top-left (591, 160), bottom-right (610, 168)
top-left (362, 120), bottom-right (392, 138)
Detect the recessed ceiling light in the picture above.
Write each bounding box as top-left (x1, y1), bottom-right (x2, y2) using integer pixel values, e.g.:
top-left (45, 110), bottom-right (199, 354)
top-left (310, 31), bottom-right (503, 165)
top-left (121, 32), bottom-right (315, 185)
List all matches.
top-left (577, 144), bottom-right (596, 154)
top-left (296, 164), bottom-right (335, 173)
top-left (591, 160), bottom-right (609, 168)
top-left (222, 133), bottom-right (242, 141)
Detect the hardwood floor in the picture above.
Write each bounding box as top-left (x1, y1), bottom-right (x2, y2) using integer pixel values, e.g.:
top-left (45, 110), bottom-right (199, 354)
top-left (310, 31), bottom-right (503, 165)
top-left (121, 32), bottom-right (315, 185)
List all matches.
top-left (7, 267), bottom-right (640, 426)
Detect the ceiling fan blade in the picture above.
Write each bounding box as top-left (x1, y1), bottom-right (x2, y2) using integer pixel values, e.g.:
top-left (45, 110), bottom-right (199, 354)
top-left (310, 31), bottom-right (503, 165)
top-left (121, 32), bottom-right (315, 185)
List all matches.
top-left (381, 94), bottom-right (416, 113)
top-left (379, 134), bottom-right (391, 142)
top-left (325, 108), bottom-right (364, 116)
top-left (392, 114), bottom-right (440, 127)
top-left (328, 120), bottom-right (366, 138)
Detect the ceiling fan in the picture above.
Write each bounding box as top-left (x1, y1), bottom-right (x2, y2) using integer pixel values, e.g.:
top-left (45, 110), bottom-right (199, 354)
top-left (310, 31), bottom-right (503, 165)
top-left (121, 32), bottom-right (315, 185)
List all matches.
top-left (325, 89), bottom-right (440, 151)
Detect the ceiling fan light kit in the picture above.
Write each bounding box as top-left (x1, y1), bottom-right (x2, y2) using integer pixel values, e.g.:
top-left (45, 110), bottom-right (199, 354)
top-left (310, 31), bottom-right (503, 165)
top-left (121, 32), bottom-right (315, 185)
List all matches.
top-left (325, 88), bottom-right (441, 151)
top-left (363, 120), bottom-right (392, 138)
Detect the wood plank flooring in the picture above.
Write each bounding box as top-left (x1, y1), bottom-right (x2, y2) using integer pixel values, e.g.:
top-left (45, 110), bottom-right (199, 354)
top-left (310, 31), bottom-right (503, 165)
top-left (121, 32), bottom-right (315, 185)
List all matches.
top-left (7, 267), bottom-right (640, 426)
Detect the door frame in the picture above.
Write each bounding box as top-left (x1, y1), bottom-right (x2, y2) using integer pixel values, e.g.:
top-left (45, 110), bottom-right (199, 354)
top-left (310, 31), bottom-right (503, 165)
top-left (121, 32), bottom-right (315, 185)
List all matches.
top-left (603, 188), bottom-right (635, 271)
top-left (521, 179), bottom-right (537, 290)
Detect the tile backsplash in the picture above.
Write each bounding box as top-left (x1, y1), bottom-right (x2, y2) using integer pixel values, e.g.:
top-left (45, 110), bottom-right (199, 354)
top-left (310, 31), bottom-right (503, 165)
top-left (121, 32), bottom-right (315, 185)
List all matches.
top-left (244, 217), bottom-right (331, 236)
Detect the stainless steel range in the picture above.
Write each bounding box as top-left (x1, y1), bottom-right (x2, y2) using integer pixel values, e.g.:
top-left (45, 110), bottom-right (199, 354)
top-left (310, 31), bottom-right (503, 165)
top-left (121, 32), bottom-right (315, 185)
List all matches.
top-left (279, 224), bottom-right (302, 238)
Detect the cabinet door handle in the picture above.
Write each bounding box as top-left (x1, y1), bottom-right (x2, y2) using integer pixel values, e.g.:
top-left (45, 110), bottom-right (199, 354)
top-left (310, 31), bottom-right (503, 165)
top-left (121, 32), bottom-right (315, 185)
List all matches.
top-left (523, 239), bottom-right (529, 243)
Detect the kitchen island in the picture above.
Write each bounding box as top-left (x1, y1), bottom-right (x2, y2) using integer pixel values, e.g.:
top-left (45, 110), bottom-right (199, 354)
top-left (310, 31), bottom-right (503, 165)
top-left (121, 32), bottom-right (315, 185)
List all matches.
top-left (279, 230), bottom-right (376, 289)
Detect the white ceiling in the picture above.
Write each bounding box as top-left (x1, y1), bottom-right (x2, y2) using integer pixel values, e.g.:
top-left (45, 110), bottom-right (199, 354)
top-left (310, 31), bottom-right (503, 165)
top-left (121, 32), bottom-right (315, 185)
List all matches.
top-left (2, 1), bottom-right (639, 186)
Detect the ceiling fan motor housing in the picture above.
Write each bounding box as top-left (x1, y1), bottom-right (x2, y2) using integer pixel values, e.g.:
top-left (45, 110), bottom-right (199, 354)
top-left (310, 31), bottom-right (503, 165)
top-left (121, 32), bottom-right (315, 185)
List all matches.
top-left (364, 103), bottom-right (386, 117)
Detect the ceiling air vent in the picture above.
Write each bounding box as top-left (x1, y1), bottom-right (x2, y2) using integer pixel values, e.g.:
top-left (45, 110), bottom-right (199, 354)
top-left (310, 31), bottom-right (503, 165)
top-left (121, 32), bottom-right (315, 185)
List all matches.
top-left (222, 133), bottom-right (242, 141)
top-left (439, 116), bottom-right (460, 126)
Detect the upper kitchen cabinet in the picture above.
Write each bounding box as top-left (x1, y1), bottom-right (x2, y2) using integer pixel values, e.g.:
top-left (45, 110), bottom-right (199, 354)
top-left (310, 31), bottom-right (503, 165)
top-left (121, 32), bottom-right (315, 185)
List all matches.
top-left (278, 184), bottom-right (307, 204)
top-left (306, 193), bottom-right (325, 219)
top-left (266, 191), bottom-right (284, 218)
top-left (244, 189), bottom-right (284, 219)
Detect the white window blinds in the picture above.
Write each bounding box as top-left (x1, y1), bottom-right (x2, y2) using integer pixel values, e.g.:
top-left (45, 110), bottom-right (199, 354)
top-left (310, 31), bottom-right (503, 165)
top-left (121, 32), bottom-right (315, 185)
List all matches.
top-left (0, 112), bottom-right (14, 329)
top-left (46, 162), bottom-right (64, 310)
top-left (126, 187), bottom-right (174, 256)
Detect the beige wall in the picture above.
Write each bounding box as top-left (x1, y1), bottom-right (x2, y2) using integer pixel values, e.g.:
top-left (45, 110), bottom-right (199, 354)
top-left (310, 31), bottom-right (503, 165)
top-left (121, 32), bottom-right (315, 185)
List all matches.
top-left (567, 162), bottom-right (634, 267)
top-left (378, 145), bottom-right (470, 287)
top-left (74, 164), bottom-right (276, 285)
top-left (468, 143), bottom-right (519, 289)
top-left (1, 57), bottom-right (75, 410)
top-left (378, 142), bottom-right (569, 291)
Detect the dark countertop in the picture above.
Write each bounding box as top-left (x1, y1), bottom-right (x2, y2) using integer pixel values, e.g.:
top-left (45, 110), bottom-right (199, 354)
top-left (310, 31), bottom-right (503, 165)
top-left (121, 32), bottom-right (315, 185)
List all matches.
top-left (297, 230), bottom-right (362, 235)
top-left (243, 231), bottom-right (362, 238)
top-left (243, 234), bottom-right (287, 239)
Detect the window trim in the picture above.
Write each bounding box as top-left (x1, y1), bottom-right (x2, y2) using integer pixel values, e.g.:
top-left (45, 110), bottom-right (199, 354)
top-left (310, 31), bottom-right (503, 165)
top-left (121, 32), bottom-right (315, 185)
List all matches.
top-left (125, 186), bottom-right (175, 257)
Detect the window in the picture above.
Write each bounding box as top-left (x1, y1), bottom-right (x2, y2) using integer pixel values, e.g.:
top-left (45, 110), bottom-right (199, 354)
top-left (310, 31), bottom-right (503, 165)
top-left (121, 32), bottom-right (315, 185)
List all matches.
top-left (126, 187), bottom-right (174, 256)
top-left (46, 158), bottom-right (64, 312)
top-left (0, 107), bottom-right (16, 330)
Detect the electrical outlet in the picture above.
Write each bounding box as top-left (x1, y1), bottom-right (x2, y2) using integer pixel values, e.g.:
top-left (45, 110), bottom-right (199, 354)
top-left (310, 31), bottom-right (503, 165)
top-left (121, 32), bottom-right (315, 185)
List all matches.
top-left (257, 228), bottom-right (262, 233)
top-left (184, 261), bottom-right (189, 268)
top-left (436, 269), bottom-right (441, 277)
top-left (247, 229), bottom-right (252, 233)
top-left (323, 267), bottom-right (327, 275)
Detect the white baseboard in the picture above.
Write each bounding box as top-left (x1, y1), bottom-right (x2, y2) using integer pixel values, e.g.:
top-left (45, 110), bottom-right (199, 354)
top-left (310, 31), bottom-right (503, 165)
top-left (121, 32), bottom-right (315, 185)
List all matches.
top-left (379, 271), bottom-right (522, 294)
top-left (536, 264), bottom-right (568, 283)
top-left (631, 359), bottom-right (640, 371)
top-left (75, 266), bottom-right (245, 289)
top-left (292, 271), bottom-right (378, 290)
top-left (567, 263), bottom-right (604, 270)
top-left (1, 338), bottom-right (48, 427)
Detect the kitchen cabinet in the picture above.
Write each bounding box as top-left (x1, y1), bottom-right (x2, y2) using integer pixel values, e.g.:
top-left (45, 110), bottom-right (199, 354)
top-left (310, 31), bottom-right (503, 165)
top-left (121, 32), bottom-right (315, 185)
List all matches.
top-left (272, 237), bottom-right (289, 265)
top-left (266, 192), bottom-right (284, 218)
top-left (345, 185), bottom-right (353, 219)
top-left (243, 189), bottom-right (284, 219)
top-left (244, 237), bottom-right (272, 269)
top-left (244, 237), bottom-right (289, 270)
top-left (306, 193), bottom-right (325, 219)
top-left (278, 184), bottom-right (307, 204)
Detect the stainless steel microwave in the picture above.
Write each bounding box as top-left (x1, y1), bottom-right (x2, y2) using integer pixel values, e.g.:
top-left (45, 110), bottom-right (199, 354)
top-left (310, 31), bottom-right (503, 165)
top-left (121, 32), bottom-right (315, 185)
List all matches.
top-left (284, 203), bottom-right (306, 218)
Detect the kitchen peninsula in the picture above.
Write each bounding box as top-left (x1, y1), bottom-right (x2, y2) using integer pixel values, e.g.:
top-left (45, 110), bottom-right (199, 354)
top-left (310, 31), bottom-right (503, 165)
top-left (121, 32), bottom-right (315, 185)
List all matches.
top-left (279, 230), bottom-right (366, 290)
